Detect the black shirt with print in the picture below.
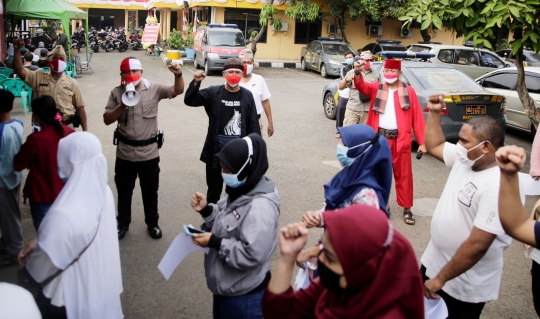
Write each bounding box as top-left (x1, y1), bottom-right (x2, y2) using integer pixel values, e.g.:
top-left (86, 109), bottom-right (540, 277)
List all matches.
top-left (219, 89), bottom-right (242, 136)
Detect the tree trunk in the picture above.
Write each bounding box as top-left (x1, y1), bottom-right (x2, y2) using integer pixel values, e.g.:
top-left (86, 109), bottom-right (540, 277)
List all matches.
top-left (420, 28), bottom-right (431, 42)
top-left (250, 25), bottom-right (267, 57)
top-left (337, 15), bottom-right (348, 43)
top-left (515, 49), bottom-right (539, 129)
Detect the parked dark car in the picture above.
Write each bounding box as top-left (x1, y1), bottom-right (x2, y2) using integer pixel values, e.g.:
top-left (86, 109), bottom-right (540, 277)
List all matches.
top-left (496, 49), bottom-right (540, 67)
top-left (359, 40), bottom-right (407, 60)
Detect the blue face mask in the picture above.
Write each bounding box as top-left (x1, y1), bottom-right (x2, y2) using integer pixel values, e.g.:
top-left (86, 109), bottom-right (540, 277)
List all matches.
top-left (337, 144), bottom-right (354, 167)
top-left (221, 156), bottom-right (251, 188)
top-left (336, 138), bottom-right (376, 167)
top-left (57, 168), bottom-right (69, 183)
top-left (222, 173), bottom-right (246, 188)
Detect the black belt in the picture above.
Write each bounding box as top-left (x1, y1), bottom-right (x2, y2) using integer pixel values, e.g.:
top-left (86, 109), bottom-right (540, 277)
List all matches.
top-left (378, 128), bottom-right (398, 139)
top-left (116, 131), bottom-right (157, 147)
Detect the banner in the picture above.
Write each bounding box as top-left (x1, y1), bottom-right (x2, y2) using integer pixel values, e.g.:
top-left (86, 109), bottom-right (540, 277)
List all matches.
top-left (142, 23), bottom-right (160, 44)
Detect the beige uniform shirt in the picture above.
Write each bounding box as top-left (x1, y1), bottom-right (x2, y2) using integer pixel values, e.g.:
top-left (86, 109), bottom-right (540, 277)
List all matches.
top-left (105, 80), bottom-right (172, 162)
top-left (346, 69), bottom-right (380, 112)
top-left (24, 70), bottom-right (85, 120)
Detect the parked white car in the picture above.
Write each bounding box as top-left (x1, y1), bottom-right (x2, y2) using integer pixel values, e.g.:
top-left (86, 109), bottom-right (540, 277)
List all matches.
top-left (475, 67), bottom-right (540, 134)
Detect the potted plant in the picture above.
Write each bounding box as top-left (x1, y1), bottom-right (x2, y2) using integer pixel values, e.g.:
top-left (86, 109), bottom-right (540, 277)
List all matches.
top-left (167, 28), bottom-right (183, 60)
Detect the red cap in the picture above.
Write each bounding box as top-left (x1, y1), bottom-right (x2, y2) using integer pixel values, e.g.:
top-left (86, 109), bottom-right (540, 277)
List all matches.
top-left (384, 59), bottom-right (401, 70)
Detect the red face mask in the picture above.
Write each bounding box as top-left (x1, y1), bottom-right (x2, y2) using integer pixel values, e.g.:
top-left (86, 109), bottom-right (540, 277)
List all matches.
top-left (123, 73), bottom-right (141, 84)
top-left (48, 58), bottom-right (67, 73)
top-left (225, 74), bottom-right (241, 87)
top-left (365, 60), bottom-right (371, 70)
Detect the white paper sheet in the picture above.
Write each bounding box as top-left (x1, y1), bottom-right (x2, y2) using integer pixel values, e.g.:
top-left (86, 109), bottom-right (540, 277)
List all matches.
top-left (158, 226), bottom-right (209, 280)
top-left (424, 297), bottom-right (448, 319)
top-left (519, 172), bottom-right (540, 196)
top-left (294, 262), bottom-right (311, 291)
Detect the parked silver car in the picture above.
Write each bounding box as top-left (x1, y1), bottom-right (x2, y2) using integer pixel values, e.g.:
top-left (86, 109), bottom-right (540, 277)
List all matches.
top-left (407, 43), bottom-right (510, 79)
top-left (300, 37), bottom-right (356, 78)
top-left (476, 67), bottom-right (540, 134)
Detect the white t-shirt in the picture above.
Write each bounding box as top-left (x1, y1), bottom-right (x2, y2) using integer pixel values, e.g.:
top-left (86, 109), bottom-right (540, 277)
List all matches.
top-left (421, 142), bottom-right (524, 303)
top-left (338, 87), bottom-right (350, 99)
top-left (378, 89), bottom-right (398, 129)
top-left (239, 73), bottom-right (271, 115)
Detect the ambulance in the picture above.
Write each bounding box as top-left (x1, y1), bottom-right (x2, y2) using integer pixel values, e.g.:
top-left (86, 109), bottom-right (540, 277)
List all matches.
top-left (193, 24), bottom-right (247, 74)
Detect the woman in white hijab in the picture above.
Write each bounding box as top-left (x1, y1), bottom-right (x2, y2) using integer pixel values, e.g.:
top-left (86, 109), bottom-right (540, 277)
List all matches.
top-left (18, 132), bottom-right (123, 319)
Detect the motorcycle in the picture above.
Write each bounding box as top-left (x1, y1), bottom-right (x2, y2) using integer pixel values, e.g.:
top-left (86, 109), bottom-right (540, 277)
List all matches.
top-left (116, 33), bottom-right (129, 52)
top-left (130, 28), bottom-right (142, 51)
top-left (88, 30), bottom-right (99, 52)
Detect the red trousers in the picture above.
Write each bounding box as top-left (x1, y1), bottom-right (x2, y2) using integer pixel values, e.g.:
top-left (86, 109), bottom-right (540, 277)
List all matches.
top-left (387, 138), bottom-right (413, 209)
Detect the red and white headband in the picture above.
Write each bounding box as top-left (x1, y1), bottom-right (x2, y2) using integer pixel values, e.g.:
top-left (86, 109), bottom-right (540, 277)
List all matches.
top-left (120, 58), bottom-right (143, 72)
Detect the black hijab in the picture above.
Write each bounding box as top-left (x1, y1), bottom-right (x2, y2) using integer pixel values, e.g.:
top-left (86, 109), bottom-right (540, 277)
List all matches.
top-left (215, 133), bottom-right (269, 202)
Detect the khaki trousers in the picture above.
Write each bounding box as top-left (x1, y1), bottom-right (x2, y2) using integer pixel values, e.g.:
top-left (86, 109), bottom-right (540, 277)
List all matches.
top-left (343, 109), bottom-right (367, 126)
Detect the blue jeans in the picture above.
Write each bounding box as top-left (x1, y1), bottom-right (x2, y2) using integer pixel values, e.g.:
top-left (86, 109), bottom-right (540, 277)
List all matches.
top-left (213, 288), bottom-right (264, 319)
top-left (29, 201), bottom-right (53, 231)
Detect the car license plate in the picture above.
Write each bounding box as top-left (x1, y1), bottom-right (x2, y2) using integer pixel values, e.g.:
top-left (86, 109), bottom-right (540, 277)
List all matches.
top-left (466, 105), bottom-right (486, 115)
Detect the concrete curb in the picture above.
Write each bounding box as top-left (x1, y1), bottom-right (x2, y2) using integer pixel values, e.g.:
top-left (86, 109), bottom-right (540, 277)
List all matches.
top-left (160, 53), bottom-right (301, 69)
top-left (255, 61), bottom-right (301, 69)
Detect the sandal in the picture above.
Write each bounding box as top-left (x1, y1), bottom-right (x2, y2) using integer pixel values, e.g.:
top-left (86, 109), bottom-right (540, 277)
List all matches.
top-left (0, 254), bottom-right (18, 268)
top-left (403, 211), bottom-right (415, 225)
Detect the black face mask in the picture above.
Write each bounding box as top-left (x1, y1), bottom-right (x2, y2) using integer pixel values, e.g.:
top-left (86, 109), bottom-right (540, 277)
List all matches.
top-left (317, 257), bottom-right (344, 293)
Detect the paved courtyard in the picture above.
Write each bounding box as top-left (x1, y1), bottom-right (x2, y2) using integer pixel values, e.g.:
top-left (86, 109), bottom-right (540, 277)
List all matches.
top-left (0, 50), bottom-right (538, 318)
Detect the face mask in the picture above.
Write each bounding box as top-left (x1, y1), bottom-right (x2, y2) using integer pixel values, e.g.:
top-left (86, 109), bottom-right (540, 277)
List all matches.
top-left (365, 60), bottom-right (371, 69)
top-left (244, 64), bottom-right (254, 75)
top-left (221, 155), bottom-right (251, 188)
top-left (32, 121), bottom-right (41, 133)
top-left (337, 144), bottom-right (354, 167)
top-left (57, 168), bottom-right (69, 183)
top-left (456, 141), bottom-right (486, 168)
top-left (384, 72), bottom-right (398, 84)
top-left (123, 73), bottom-right (142, 86)
top-left (345, 58), bottom-right (353, 65)
top-left (317, 257), bottom-right (344, 293)
top-left (48, 58), bottom-right (66, 73)
top-left (225, 74), bottom-right (241, 87)
top-left (56, 32), bottom-right (60, 36)
top-left (336, 137), bottom-right (377, 167)
top-left (222, 172), bottom-right (246, 188)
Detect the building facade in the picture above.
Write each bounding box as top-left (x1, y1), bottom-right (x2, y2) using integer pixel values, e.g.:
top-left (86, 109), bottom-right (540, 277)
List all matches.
top-left (69, 0), bottom-right (466, 60)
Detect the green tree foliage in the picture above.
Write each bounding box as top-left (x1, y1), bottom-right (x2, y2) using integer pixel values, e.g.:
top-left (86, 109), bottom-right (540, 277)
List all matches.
top-left (327, 0), bottom-right (406, 43)
top-left (400, 0), bottom-right (540, 127)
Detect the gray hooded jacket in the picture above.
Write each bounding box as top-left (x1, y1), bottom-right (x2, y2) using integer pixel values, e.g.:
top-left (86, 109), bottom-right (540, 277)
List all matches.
top-left (203, 176), bottom-right (280, 296)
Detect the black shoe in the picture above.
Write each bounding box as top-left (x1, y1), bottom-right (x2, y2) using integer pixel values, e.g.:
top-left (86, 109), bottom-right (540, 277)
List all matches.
top-left (118, 225), bottom-right (129, 240)
top-left (148, 225), bottom-right (162, 239)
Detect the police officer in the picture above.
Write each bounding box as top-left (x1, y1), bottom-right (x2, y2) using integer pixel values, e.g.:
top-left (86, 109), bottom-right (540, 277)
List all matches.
top-left (104, 57), bottom-right (184, 240)
top-left (12, 40), bottom-right (88, 131)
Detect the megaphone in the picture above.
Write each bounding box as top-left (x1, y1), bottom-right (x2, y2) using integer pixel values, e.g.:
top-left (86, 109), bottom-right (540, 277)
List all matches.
top-left (122, 83), bottom-right (140, 107)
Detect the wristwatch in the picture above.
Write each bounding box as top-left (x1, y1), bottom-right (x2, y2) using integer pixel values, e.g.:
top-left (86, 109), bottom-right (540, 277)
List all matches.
top-left (174, 73), bottom-right (182, 78)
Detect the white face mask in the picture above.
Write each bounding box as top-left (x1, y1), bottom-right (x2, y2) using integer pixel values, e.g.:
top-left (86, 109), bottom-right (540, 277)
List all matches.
top-left (226, 82), bottom-right (239, 88)
top-left (245, 64), bottom-right (254, 75)
top-left (456, 141), bottom-right (486, 168)
top-left (384, 76), bottom-right (398, 84)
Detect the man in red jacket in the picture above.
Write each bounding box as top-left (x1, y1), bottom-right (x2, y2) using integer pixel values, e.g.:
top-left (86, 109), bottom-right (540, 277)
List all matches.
top-left (354, 59), bottom-right (426, 225)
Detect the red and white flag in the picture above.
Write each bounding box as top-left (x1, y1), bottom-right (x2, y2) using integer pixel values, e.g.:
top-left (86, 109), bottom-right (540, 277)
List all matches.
top-left (193, 10), bottom-right (198, 33)
top-left (182, 10), bottom-right (188, 36)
